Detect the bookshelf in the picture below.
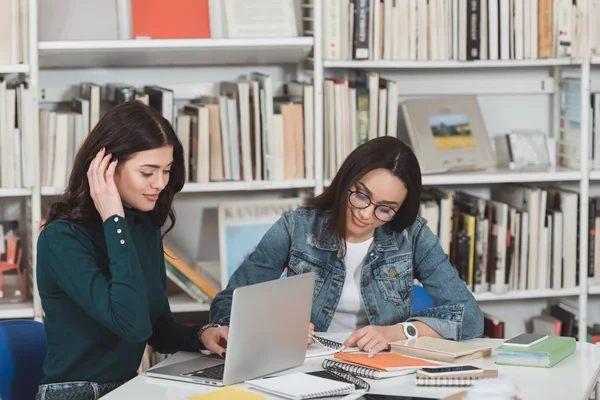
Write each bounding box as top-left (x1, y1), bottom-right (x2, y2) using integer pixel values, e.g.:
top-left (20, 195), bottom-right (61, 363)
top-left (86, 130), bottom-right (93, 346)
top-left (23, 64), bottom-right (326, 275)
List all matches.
top-left (0, 0), bottom-right (597, 344)
top-left (317, 0), bottom-right (591, 342)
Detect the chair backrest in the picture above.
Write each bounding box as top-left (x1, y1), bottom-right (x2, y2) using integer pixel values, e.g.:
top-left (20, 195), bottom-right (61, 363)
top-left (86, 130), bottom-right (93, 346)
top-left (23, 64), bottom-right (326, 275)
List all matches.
top-left (0, 320), bottom-right (46, 400)
top-left (0, 326), bottom-right (14, 400)
top-left (412, 285), bottom-right (434, 313)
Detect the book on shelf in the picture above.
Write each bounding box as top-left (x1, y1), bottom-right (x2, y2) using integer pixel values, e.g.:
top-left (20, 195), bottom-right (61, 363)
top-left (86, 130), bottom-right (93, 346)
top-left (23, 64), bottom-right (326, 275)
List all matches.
top-left (324, 0), bottom-right (581, 61)
top-left (163, 240), bottom-right (219, 304)
top-left (0, 77), bottom-right (33, 189)
top-left (483, 313), bottom-right (505, 339)
top-left (418, 183), bottom-right (583, 296)
top-left (323, 70), bottom-right (397, 180)
top-left (39, 76), bottom-right (315, 189)
top-left (0, 0), bottom-right (28, 65)
top-left (38, 0), bottom-right (302, 41)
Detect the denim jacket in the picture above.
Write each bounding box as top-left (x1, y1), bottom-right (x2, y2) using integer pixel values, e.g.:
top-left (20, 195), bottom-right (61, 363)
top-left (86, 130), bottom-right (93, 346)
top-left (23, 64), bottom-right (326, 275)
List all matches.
top-left (210, 207), bottom-right (484, 341)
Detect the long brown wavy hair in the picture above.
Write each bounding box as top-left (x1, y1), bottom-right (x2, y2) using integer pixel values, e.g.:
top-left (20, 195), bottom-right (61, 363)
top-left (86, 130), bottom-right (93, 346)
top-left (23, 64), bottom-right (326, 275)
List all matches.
top-left (43, 101), bottom-right (185, 236)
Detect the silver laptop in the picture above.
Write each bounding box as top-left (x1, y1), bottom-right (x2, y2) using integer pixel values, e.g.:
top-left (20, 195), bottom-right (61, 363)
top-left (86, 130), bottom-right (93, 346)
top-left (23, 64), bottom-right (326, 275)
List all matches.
top-left (145, 272), bottom-right (315, 386)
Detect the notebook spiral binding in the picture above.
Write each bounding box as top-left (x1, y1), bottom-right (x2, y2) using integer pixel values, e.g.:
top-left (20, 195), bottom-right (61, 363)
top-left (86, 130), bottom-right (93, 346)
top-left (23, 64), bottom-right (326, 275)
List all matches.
top-left (322, 359), bottom-right (377, 379)
top-left (313, 335), bottom-right (343, 350)
top-left (321, 364), bottom-right (371, 391)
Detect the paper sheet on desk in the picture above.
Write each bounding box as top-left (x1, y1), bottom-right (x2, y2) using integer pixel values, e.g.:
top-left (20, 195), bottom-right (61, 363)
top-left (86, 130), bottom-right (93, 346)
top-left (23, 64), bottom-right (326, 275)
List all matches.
top-left (305, 332), bottom-right (360, 358)
top-left (187, 387), bottom-right (266, 399)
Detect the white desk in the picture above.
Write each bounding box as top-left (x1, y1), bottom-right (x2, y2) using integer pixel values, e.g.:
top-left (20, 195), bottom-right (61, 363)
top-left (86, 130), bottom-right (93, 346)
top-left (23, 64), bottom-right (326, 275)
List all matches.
top-left (103, 339), bottom-right (600, 400)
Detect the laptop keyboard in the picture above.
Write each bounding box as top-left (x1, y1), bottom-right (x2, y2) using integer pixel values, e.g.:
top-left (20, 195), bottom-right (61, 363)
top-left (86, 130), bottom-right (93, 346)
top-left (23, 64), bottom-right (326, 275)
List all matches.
top-left (182, 363), bottom-right (225, 380)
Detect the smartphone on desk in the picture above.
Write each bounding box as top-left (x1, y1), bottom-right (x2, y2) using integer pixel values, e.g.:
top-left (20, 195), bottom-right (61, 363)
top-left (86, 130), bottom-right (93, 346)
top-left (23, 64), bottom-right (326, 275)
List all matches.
top-left (502, 333), bottom-right (548, 347)
top-left (418, 365), bottom-right (483, 376)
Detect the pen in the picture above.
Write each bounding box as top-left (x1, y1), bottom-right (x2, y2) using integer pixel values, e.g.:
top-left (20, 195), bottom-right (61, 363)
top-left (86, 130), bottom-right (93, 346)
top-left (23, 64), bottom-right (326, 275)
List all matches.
top-left (279, 267), bottom-right (288, 279)
top-left (368, 349), bottom-right (376, 358)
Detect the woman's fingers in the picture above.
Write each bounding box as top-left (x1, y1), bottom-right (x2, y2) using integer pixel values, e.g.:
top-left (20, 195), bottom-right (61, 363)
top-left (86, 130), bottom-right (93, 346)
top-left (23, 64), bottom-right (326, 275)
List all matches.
top-left (97, 152), bottom-right (113, 185)
top-left (88, 149), bottom-right (103, 195)
top-left (105, 158), bottom-right (118, 187)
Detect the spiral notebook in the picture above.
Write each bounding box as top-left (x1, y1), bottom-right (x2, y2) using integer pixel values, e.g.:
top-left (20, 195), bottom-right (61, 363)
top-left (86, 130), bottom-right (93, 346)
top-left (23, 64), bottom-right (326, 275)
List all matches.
top-left (415, 369), bottom-right (499, 387)
top-left (309, 365), bottom-right (371, 391)
top-left (305, 333), bottom-right (360, 358)
top-left (322, 359), bottom-right (417, 379)
top-left (245, 372), bottom-right (355, 399)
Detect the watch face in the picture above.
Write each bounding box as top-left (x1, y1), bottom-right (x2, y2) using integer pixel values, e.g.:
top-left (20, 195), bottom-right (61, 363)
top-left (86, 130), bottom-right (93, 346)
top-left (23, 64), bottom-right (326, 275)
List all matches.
top-left (406, 325), bottom-right (417, 337)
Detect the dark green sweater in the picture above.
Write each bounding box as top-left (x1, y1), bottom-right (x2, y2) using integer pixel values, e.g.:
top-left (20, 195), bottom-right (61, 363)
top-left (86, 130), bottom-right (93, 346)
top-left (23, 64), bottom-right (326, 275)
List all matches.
top-left (36, 209), bottom-right (204, 384)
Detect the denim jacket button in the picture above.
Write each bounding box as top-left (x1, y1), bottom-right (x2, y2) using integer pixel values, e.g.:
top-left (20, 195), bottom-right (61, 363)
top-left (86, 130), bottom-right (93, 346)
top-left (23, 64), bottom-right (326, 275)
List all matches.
top-left (369, 308), bottom-right (377, 315)
top-left (303, 267), bottom-right (311, 273)
top-left (362, 279), bottom-right (370, 287)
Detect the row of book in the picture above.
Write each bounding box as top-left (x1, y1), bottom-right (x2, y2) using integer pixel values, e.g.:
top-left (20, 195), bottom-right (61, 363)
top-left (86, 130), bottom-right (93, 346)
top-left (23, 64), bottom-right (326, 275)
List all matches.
top-left (39, 77), bottom-right (315, 188)
top-left (324, 70), bottom-right (398, 180)
top-left (0, 78), bottom-right (33, 189)
top-left (0, 0), bottom-right (28, 66)
top-left (419, 184), bottom-right (581, 293)
top-left (39, 0), bottom-right (302, 42)
top-left (324, 0), bottom-right (581, 61)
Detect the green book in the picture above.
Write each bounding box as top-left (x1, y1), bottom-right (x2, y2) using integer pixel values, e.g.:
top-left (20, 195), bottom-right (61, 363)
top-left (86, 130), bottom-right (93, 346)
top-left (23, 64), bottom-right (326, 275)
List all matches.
top-left (495, 335), bottom-right (576, 368)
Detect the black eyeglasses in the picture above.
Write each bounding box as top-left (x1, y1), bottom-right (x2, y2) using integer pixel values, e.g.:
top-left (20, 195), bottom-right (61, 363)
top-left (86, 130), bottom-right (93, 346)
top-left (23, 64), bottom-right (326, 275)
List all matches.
top-left (348, 190), bottom-right (398, 222)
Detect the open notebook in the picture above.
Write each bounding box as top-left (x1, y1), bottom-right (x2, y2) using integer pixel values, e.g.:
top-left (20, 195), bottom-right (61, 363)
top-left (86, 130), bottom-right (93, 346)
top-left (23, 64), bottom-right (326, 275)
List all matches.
top-left (245, 372), bottom-right (356, 399)
top-left (305, 332), bottom-right (360, 358)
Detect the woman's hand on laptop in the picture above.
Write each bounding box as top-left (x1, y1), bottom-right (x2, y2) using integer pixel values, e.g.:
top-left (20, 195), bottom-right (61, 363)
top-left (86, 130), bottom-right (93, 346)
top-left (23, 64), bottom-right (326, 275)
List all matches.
top-left (200, 326), bottom-right (229, 357)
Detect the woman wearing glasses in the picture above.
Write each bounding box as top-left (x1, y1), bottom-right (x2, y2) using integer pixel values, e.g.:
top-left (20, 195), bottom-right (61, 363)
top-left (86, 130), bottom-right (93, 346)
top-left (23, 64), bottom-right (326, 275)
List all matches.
top-left (202, 136), bottom-right (483, 357)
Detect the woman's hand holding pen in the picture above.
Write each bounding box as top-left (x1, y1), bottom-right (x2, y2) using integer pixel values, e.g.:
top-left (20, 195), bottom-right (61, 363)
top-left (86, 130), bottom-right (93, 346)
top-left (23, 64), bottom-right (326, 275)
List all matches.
top-left (200, 326), bottom-right (230, 357)
top-left (342, 325), bottom-right (405, 357)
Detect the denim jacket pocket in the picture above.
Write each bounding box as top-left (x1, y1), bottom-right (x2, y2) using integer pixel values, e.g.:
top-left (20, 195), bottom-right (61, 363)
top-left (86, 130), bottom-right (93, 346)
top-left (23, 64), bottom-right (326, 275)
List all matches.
top-left (288, 250), bottom-right (331, 299)
top-left (372, 255), bottom-right (413, 302)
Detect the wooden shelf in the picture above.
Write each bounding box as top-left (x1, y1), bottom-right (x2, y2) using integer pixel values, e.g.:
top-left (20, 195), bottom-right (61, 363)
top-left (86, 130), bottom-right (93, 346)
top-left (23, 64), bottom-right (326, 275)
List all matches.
top-left (324, 58), bottom-right (579, 69)
top-left (474, 287), bottom-right (580, 301)
top-left (168, 293), bottom-right (210, 313)
top-left (0, 301), bottom-right (34, 319)
top-left (38, 37), bottom-right (315, 68)
top-left (0, 64), bottom-right (29, 74)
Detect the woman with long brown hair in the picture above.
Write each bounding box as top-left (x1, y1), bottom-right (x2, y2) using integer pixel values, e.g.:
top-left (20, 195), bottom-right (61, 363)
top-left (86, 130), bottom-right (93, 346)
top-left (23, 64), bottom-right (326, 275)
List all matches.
top-left (35, 101), bottom-right (211, 399)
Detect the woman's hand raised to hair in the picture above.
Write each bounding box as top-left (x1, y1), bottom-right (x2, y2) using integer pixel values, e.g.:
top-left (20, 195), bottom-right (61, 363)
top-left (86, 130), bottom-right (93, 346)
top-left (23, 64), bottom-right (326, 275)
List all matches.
top-left (87, 148), bottom-right (125, 222)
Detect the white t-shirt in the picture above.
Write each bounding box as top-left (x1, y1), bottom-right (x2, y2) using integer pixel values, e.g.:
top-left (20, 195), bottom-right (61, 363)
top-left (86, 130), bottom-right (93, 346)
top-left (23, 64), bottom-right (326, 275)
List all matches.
top-left (327, 237), bottom-right (373, 333)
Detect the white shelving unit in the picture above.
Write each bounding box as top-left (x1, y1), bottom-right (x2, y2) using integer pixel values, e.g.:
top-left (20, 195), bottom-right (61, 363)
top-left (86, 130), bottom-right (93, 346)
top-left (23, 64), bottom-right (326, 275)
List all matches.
top-left (0, 0), bottom-right (39, 320)
top-left (1, 1), bottom-right (596, 344)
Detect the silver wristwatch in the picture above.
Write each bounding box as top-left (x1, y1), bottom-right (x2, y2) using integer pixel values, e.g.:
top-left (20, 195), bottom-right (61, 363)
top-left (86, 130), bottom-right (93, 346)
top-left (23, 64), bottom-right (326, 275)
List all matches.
top-left (401, 322), bottom-right (419, 340)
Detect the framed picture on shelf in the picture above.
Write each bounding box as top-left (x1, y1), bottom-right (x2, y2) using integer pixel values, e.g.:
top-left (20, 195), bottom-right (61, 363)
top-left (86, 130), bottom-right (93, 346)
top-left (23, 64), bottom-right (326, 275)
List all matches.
top-left (217, 197), bottom-right (303, 288)
top-left (398, 95), bottom-right (497, 174)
